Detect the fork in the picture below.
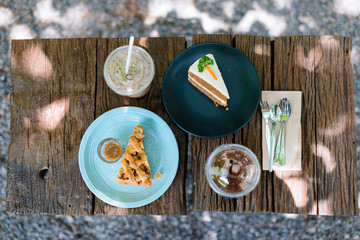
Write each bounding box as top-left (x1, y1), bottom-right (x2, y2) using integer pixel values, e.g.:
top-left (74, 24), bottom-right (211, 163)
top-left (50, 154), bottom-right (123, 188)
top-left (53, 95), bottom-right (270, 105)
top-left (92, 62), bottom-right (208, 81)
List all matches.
top-left (260, 101), bottom-right (271, 171)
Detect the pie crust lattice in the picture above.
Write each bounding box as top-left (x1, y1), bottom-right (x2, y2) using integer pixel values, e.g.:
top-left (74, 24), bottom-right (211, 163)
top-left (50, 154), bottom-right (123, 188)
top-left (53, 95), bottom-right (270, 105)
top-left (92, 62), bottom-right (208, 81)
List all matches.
top-left (116, 125), bottom-right (152, 186)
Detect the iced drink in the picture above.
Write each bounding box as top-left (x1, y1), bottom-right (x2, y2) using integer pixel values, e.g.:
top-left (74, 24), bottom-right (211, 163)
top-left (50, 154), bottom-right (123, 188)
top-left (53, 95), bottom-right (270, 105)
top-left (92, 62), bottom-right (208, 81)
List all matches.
top-left (205, 144), bottom-right (260, 198)
top-left (104, 45), bottom-right (155, 98)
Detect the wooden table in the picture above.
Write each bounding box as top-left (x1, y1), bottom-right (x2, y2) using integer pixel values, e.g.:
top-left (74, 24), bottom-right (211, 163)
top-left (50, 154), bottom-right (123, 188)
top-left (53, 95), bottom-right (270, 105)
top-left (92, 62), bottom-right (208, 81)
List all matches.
top-left (6, 34), bottom-right (358, 216)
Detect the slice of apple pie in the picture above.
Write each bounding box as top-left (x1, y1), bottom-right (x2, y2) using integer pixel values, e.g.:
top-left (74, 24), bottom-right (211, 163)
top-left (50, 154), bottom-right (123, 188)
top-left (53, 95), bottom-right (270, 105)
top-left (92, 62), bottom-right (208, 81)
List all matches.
top-left (116, 125), bottom-right (152, 187)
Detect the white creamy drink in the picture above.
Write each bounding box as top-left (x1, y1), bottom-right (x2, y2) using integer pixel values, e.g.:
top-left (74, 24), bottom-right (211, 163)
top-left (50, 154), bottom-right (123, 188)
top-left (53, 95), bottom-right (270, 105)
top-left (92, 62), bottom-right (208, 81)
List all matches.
top-left (104, 45), bottom-right (155, 98)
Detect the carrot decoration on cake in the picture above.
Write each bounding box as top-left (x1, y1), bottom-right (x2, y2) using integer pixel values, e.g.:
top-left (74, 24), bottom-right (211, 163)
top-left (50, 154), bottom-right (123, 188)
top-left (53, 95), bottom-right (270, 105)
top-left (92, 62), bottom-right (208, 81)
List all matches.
top-left (198, 55), bottom-right (217, 80)
top-left (205, 65), bottom-right (217, 80)
top-left (188, 54), bottom-right (230, 107)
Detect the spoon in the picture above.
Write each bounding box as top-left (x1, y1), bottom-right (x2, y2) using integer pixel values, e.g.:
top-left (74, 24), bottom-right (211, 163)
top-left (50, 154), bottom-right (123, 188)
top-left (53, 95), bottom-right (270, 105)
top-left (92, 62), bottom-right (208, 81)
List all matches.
top-left (274, 98), bottom-right (291, 165)
top-left (269, 105), bottom-right (282, 172)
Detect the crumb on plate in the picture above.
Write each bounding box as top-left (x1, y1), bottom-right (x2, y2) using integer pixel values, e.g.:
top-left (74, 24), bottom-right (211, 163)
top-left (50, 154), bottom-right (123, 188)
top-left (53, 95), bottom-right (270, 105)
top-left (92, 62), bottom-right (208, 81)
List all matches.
top-left (156, 172), bottom-right (162, 179)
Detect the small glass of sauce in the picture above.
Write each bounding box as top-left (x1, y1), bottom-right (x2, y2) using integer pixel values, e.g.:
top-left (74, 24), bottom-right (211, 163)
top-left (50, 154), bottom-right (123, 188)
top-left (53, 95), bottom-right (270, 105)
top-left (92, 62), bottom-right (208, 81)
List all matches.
top-left (97, 138), bottom-right (122, 163)
top-left (205, 144), bottom-right (260, 198)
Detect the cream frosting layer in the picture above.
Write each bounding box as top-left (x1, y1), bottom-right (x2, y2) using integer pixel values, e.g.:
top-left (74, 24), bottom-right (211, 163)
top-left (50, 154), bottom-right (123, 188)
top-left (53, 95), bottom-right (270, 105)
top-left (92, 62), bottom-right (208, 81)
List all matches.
top-left (188, 54), bottom-right (230, 99)
top-left (188, 76), bottom-right (226, 105)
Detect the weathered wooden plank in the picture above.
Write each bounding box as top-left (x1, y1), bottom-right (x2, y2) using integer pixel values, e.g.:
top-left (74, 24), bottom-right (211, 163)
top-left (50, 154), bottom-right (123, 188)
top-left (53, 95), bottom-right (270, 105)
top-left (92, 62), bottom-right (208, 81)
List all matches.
top-left (234, 35), bottom-right (272, 213)
top-left (192, 34), bottom-right (236, 211)
top-left (7, 38), bottom-right (96, 214)
top-left (314, 36), bottom-right (358, 215)
top-left (272, 36), bottom-right (318, 214)
top-left (7, 35), bottom-right (357, 216)
top-left (94, 37), bottom-right (188, 215)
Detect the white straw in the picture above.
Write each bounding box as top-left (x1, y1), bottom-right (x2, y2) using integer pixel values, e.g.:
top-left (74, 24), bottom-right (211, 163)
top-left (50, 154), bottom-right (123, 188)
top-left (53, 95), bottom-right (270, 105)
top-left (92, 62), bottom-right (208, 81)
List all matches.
top-left (125, 36), bottom-right (134, 75)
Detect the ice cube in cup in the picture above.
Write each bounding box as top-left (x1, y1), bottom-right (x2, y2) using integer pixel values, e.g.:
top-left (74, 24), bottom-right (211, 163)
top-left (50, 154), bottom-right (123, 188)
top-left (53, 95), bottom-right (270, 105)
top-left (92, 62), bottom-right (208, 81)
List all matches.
top-left (205, 144), bottom-right (261, 198)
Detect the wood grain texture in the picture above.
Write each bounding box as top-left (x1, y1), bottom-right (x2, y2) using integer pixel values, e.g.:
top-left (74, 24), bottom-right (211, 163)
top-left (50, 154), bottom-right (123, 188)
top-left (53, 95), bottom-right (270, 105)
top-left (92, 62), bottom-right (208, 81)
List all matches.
top-left (273, 36), bottom-right (318, 214)
top-left (234, 35), bottom-right (272, 212)
top-left (272, 35), bottom-right (357, 216)
top-left (7, 35), bottom-right (357, 216)
top-left (192, 34), bottom-right (236, 211)
top-left (94, 37), bottom-right (188, 215)
top-left (314, 36), bottom-right (358, 215)
top-left (7, 39), bottom-right (96, 214)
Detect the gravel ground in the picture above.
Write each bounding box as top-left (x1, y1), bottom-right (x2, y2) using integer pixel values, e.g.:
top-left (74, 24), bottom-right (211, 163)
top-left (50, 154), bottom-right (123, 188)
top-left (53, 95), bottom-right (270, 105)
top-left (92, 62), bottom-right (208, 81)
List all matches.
top-left (1, 0), bottom-right (360, 239)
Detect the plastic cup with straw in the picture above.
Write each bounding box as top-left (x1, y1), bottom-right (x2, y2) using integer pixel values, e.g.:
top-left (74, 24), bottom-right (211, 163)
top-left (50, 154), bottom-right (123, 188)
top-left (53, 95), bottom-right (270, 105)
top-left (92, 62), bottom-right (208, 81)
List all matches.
top-left (103, 35), bottom-right (155, 98)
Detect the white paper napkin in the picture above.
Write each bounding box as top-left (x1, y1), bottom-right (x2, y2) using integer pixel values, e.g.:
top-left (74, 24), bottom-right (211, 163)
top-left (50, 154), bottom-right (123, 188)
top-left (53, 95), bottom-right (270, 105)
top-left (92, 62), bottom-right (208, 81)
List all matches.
top-left (262, 91), bottom-right (302, 171)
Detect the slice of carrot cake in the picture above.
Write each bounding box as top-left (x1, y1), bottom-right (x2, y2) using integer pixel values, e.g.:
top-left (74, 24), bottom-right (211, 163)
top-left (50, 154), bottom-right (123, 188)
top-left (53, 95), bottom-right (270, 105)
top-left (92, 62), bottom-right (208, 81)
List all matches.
top-left (188, 54), bottom-right (230, 107)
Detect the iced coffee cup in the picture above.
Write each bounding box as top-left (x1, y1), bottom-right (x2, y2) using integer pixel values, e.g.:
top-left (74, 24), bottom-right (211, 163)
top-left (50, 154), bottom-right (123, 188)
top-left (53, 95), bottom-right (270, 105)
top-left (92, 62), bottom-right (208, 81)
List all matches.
top-left (205, 144), bottom-right (261, 198)
top-left (103, 45), bottom-right (155, 98)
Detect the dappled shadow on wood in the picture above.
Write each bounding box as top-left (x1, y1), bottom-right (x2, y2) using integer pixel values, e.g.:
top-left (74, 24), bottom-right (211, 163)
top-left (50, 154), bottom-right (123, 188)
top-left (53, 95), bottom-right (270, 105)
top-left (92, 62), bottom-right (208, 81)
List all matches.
top-left (272, 35), bottom-right (357, 216)
top-left (12, 42), bottom-right (53, 81)
top-left (7, 38), bottom-right (96, 215)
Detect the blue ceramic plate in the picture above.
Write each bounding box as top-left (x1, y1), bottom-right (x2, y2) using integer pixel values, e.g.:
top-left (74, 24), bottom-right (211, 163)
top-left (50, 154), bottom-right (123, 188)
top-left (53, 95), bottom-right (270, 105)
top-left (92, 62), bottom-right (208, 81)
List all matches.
top-left (162, 43), bottom-right (261, 138)
top-left (78, 106), bottom-right (179, 208)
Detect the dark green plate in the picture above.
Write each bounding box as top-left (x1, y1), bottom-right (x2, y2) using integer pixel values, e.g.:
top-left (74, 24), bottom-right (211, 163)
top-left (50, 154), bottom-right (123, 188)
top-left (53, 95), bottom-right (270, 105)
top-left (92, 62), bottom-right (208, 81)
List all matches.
top-left (162, 43), bottom-right (260, 138)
